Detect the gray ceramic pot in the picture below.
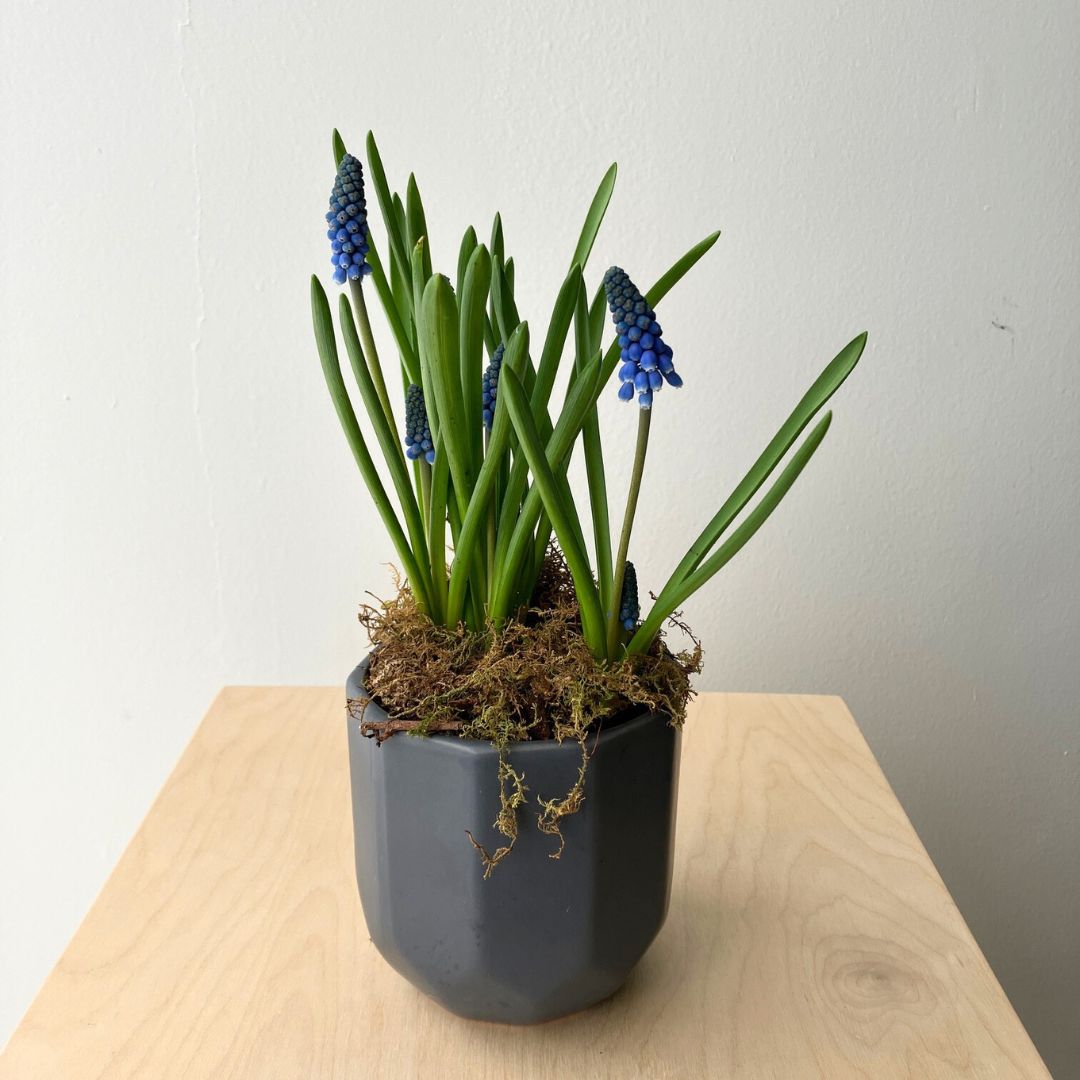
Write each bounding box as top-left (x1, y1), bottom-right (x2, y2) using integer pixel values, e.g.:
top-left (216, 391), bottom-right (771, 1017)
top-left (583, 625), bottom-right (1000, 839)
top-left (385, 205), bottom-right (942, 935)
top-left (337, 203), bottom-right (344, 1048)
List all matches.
top-left (346, 656), bottom-right (681, 1024)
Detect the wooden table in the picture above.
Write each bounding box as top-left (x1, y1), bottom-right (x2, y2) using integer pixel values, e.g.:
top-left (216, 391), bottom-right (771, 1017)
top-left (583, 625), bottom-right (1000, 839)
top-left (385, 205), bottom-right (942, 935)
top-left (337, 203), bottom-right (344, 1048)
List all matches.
top-left (0, 689), bottom-right (1049, 1079)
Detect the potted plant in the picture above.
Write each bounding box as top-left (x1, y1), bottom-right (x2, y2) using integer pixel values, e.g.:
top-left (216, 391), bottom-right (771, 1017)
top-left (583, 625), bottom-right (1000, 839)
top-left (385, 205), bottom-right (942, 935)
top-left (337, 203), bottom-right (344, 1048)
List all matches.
top-left (310, 129), bottom-right (866, 1024)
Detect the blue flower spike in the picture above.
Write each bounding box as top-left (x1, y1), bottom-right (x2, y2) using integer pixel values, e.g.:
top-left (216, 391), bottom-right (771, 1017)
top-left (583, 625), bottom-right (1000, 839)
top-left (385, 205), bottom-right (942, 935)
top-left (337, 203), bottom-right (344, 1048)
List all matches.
top-left (326, 154), bottom-right (372, 286)
top-left (603, 267), bottom-right (681, 409)
top-left (404, 384), bottom-right (435, 464)
top-left (618, 561), bottom-right (640, 631)
top-left (482, 343), bottom-right (505, 430)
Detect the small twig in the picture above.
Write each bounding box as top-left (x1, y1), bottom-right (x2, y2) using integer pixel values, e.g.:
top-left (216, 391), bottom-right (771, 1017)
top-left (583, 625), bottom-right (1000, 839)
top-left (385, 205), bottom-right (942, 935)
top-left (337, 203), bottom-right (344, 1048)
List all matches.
top-left (357, 714), bottom-right (466, 744)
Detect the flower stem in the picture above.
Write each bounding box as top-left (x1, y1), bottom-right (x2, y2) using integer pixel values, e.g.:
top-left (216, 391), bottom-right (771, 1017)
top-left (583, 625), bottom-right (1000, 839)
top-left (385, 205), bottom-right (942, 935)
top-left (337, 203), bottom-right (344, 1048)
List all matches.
top-left (607, 408), bottom-right (651, 659)
top-left (419, 458), bottom-right (433, 535)
top-left (349, 278), bottom-right (396, 435)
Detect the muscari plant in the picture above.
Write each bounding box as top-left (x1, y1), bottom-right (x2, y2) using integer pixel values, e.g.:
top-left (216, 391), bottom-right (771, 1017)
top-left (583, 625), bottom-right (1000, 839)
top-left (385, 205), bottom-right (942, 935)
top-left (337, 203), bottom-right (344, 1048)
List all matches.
top-left (311, 130), bottom-right (867, 666)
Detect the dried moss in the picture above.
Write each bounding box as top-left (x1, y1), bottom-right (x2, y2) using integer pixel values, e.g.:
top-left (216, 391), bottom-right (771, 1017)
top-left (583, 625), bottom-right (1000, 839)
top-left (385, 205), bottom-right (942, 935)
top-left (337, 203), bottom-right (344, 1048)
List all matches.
top-left (349, 549), bottom-right (702, 874)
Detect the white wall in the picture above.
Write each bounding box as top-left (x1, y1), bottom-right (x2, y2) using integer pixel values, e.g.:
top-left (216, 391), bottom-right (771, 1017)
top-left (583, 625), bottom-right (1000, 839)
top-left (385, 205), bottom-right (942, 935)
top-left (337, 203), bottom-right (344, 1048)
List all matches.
top-left (2, 0), bottom-right (1077, 1071)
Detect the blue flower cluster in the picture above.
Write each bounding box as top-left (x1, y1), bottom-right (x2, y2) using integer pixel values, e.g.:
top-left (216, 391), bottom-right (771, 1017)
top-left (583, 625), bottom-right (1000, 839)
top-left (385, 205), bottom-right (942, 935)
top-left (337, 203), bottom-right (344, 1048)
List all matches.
top-left (326, 154), bottom-right (372, 285)
top-left (482, 343), bottom-right (505, 430)
top-left (618, 561), bottom-right (640, 631)
top-left (404, 384), bottom-right (435, 464)
top-left (603, 267), bottom-right (682, 409)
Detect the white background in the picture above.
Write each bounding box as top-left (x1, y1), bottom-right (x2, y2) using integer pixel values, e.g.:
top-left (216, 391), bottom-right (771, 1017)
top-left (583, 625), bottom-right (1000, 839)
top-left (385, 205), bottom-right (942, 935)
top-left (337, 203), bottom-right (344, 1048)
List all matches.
top-left (1, 1), bottom-right (1077, 1071)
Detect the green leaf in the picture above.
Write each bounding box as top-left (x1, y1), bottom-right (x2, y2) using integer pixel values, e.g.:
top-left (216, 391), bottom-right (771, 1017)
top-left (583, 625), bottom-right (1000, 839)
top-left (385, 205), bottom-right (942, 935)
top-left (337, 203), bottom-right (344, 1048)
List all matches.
top-left (570, 162), bottom-right (617, 271)
top-left (365, 242), bottom-right (420, 384)
top-left (426, 446), bottom-right (450, 621)
top-left (490, 258), bottom-right (520, 347)
top-left (406, 173), bottom-right (433, 279)
top-left (531, 264), bottom-right (583, 416)
top-left (488, 212), bottom-right (504, 350)
top-left (332, 129), bottom-right (347, 167)
top-left (337, 293), bottom-right (432, 605)
top-left (575, 278), bottom-right (612, 616)
top-left (445, 321), bottom-right (530, 626)
top-left (628, 411), bottom-right (836, 654)
top-left (662, 331), bottom-right (867, 594)
top-left (456, 225), bottom-right (478, 299)
top-left (389, 241), bottom-right (416, 352)
top-left (588, 283), bottom-right (606, 354)
top-left (459, 244), bottom-right (492, 468)
top-left (498, 367), bottom-right (606, 655)
top-left (491, 351), bottom-right (606, 621)
top-left (420, 275), bottom-right (476, 520)
top-left (489, 212), bottom-right (504, 267)
top-left (364, 132), bottom-right (410, 279)
top-left (310, 275), bottom-right (432, 614)
top-left (410, 238), bottom-right (431, 397)
top-left (648, 230), bottom-right (721, 307)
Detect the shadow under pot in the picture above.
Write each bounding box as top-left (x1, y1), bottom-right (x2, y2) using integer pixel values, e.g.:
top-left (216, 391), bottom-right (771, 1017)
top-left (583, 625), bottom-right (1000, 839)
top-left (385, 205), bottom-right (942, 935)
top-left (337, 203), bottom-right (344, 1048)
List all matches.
top-left (345, 655), bottom-right (682, 1024)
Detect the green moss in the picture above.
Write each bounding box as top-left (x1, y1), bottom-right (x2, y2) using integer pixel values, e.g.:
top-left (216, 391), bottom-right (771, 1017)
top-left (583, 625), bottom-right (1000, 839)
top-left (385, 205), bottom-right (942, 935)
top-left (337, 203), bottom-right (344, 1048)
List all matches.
top-left (351, 549), bottom-right (701, 873)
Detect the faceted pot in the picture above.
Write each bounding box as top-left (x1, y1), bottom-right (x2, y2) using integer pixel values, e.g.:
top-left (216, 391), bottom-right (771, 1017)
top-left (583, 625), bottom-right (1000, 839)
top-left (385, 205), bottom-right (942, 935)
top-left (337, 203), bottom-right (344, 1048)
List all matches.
top-left (346, 655), bottom-right (681, 1024)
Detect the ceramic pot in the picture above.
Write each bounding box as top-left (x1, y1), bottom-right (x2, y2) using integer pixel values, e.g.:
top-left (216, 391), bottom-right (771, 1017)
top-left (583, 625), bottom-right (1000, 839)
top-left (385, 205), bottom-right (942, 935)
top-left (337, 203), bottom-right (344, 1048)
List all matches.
top-left (346, 655), bottom-right (680, 1024)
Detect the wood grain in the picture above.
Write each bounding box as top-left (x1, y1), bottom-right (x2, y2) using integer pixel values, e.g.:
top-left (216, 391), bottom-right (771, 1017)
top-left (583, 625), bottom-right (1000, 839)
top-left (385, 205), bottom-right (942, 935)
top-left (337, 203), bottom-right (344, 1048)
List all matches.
top-left (0, 689), bottom-right (1049, 1079)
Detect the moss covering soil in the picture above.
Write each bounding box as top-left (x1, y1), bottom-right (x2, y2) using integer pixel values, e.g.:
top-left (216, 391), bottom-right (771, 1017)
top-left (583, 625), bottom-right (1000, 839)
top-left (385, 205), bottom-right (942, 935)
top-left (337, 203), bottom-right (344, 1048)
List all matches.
top-left (348, 551), bottom-right (702, 875)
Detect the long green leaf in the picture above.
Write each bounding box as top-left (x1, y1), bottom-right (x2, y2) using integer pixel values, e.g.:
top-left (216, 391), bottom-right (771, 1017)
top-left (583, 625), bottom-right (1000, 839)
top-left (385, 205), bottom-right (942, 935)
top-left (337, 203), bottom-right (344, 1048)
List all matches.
top-left (337, 293), bottom-right (433, 605)
top-left (406, 174), bottom-right (433, 279)
top-left (411, 240), bottom-right (437, 436)
top-left (459, 244), bottom-right (492, 469)
top-left (310, 276), bottom-right (431, 614)
top-left (445, 321), bottom-right (530, 626)
top-left (490, 258), bottom-right (520, 348)
top-left (531, 264), bottom-right (583, 416)
top-left (588, 284), bottom-right (606, 354)
top-left (332, 128), bottom-right (347, 167)
top-left (420, 275), bottom-right (476, 520)
top-left (662, 332), bottom-right (866, 595)
top-left (499, 367), bottom-right (606, 655)
top-left (490, 352), bottom-right (605, 621)
top-left (365, 241), bottom-right (420, 384)
top-left (427, 442), bottom-right (450, 621)
top-left (628, 411), bottom-right (835, 653)
top-left (570, 162), bottom-right (617, 271)
top-left (575, 278), bottom-right (612, 615)
top-left (389, 236), bottom-right (416, 350)
top-left (364, 132), bottom-right (409, 279)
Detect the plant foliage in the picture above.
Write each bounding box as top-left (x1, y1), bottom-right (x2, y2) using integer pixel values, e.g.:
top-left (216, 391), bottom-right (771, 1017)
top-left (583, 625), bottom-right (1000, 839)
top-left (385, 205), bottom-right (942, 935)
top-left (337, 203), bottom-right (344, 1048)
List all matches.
top-left (312, 130), bottom-right (867, 663)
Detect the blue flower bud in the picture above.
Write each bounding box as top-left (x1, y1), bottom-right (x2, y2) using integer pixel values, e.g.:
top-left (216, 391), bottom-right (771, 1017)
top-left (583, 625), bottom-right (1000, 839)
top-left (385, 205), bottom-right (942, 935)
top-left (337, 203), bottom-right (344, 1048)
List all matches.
top-left (618, 561), bottom-right (640, 630)
top-left (404, 384), bottom-right (435, 464)
top-left (481, 343), bottom-right (505, 430)
top-left (603, 266), bottom-right (682, 408)
top-left (326, 154), bottom-right (370, 286)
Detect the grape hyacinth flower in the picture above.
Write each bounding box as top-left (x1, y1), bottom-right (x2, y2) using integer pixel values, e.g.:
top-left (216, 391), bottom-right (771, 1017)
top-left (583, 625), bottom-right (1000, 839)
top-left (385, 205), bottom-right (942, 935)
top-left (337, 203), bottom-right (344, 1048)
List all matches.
top-left (404, 384), bottom-right (435, 464)
top-left (482, 343), bottom-right (505, 429)
top-left (603, 266), bottom-right (682, 409)
top-left (618, 561), bottom-right (639, 631)
top-left (327, 154), bottom-right (372, 285)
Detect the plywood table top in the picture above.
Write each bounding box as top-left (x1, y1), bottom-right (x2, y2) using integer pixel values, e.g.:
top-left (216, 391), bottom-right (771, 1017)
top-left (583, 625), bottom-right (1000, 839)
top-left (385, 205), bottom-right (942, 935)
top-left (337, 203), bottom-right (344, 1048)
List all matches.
top-left (0, 688), bottom-right (1048, 1079)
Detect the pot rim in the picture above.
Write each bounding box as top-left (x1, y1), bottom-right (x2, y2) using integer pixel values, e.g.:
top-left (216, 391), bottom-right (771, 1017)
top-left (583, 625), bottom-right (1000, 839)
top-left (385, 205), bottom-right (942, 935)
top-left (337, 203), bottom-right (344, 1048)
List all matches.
top-left (347, 654), bottom-right (667, 758)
